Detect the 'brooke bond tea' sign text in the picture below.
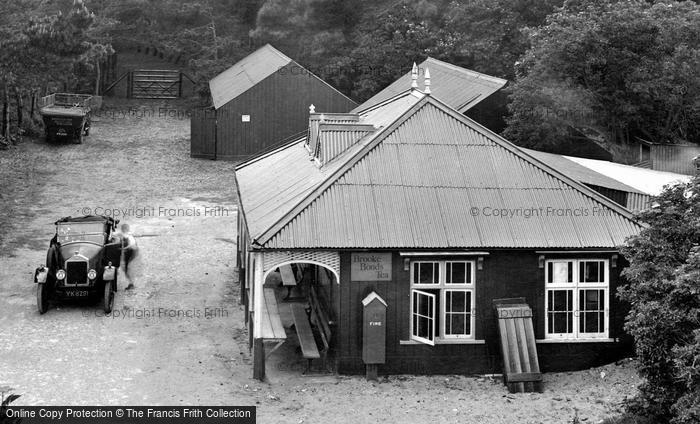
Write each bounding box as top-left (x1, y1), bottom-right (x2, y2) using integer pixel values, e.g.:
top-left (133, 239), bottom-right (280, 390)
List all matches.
top-left (351, 253), bottom-right (392, 281)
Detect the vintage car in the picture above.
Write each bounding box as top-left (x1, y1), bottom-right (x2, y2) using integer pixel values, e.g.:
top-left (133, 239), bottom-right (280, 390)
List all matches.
top-left (34, 216), bottom-right (122, 314)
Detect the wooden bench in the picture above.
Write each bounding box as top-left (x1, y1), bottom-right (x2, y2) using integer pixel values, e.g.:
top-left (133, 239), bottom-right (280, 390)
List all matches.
top-left (260, 288), bottom-right (286, 358)
top-left (279, 264), bottom-right (298, 300)
top-left (290, 286), bottom-right (333, 374)
top-left (290, 303), bottom-right (320, 373)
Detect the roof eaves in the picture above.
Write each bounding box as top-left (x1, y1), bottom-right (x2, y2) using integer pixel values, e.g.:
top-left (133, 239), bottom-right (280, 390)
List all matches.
top-left (234, 135), bottom-right (306, 171)
top-left (253, 95), bottom-right (433, 247)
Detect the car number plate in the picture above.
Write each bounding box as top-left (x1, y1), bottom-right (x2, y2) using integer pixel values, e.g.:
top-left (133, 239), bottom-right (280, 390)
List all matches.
top-left (65, 290), bottom-right (89, 297)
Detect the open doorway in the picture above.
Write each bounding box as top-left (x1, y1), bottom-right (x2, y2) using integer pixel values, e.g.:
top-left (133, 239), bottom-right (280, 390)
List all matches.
top-left (263, 262), bottom-right (338, 374)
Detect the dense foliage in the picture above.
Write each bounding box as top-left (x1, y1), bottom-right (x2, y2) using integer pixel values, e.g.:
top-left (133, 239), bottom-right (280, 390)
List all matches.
top-left (504, 0), bottom-right (700, 154)
top-left (1, 0), bottom-right (699, 152)
top-left (619, 177), bottom-right (700, 423)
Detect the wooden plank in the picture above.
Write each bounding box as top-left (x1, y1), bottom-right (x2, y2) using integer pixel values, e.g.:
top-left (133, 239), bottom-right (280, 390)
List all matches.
top-left (497, 319), bottom-right (511, 377)
top-left (514, 317), bottom-right (533, 392)
top-left (290, 303), bottom-right (320, 359)
top-left (524, 318), bottom-right (541, 373)
top-left (263, 288), bottom-right (286, 340)
top-left (505, 317), bottom-right (524, 392)
top-left (279, 265), bottom-right (297, 287)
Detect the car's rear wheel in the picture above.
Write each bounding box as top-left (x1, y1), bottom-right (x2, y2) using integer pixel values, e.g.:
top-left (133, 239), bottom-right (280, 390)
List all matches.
top-left (103, 281), bottom-right (114, 314)
top-left (37, 284), bottom-right (49, 314)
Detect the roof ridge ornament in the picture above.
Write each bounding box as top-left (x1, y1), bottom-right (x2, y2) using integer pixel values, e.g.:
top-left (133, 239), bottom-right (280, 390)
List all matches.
top-left (411, 62), bottom-right (418, 89)
top-left (424, 68), bottom-right (431, 95)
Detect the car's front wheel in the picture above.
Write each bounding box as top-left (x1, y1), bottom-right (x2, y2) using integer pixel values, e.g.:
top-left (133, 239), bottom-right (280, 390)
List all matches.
top-left (103, 281), bottom-right (114, 314)
top-left (37, 284), bottom-right (49, 314)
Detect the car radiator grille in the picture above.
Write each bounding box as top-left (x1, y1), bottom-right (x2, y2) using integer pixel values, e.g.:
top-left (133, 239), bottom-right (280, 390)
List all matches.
top-left (66, 261), bottom-right (88, 285)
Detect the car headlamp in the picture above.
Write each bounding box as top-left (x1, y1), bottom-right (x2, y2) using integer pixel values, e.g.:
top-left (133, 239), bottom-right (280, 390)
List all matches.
top-left (88, 269), bottom-right (97, 280)
top-left (56, 269), bottom-right (66, 280)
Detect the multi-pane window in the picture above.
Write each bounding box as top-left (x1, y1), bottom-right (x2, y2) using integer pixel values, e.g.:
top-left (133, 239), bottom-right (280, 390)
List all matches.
top-left (545, 259), bottom-right (609, 339)
top-left (411, 260), bottom-right (475, 345)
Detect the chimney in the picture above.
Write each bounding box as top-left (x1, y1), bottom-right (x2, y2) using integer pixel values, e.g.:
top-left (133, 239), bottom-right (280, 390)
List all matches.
top-left (424, 68), bottom-right (431, 94)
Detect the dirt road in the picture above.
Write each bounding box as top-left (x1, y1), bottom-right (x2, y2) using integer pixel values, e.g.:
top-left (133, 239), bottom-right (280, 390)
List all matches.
top-left (0, 100), bottom-right (641, 423)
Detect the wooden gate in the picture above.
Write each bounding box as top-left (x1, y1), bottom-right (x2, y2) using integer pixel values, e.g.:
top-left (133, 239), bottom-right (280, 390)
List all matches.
top-left (129, 70), bottom-right (181, 99)
top-left (191, 108), bottom-right (217, 159)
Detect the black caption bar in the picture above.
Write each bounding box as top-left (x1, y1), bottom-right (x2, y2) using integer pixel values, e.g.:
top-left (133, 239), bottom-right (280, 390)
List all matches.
top-left (2, 406), bottom-right (256, 424)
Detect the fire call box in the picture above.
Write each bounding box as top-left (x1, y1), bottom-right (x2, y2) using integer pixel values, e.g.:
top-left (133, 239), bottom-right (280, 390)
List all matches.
top-left (362, 292), bottom-right (387, 364)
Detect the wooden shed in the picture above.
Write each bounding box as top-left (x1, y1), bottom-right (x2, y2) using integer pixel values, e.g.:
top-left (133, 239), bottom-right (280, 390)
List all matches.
top-left (235, 71), bottom-right (644, 383)
top-left (634, 139), bottom-right (700, 176)
top-left (191, 44), bottom-right (357, 161)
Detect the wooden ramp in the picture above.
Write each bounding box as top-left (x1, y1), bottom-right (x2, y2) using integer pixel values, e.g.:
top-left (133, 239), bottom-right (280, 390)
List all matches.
top-left (493, 298), bottom-right (543, 393)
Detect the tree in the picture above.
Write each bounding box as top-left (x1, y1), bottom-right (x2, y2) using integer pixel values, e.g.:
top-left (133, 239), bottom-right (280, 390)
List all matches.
top-left (442, 0), bottom-right (563, 80)
top-left (503, 0), bottom-right (700, 156)
top-left (618, 177), bottom-right (700, 423)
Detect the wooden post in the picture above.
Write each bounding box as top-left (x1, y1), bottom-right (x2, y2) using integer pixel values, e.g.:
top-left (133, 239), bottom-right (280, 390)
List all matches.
top-left (252, 252), bottom-right (265, 381)
top-left (253, 338), bottom-right (265, 381)
top-left (366, 364), bottom-right (378, 381)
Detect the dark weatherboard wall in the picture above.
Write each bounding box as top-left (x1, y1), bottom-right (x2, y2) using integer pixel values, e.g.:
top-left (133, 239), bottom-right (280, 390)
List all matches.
top-left (332, 250), bottom-right (631, 375)
top-left (191, 61), bottom-right (356, 161)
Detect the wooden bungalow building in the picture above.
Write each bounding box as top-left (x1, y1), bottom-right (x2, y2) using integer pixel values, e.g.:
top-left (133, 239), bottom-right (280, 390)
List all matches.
top-left (191, 44), bottom-right (356, 160)
top-left (234, 69), bottom-right (643, 383)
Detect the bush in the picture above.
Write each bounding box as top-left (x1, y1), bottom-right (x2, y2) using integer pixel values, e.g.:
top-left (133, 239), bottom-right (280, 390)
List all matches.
top-left (618, 177), bottom-right (700, 424)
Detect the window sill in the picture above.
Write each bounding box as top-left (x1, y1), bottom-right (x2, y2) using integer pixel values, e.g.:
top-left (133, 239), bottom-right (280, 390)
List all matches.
top-left (400, 339), bottom-right (486, 345)
top-left (536, 338), bottom-right (617, 344)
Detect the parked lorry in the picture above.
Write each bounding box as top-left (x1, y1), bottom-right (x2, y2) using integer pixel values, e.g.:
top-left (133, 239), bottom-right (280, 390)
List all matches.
top-left (38, 93), bottom-right (96, 144)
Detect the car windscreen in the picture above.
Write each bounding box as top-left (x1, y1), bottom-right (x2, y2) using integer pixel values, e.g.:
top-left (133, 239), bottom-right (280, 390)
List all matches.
top-left (56, 222), bottom-right (106, 244)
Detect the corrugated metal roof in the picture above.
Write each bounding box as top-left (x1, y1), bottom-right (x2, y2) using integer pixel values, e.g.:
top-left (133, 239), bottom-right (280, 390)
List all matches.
top-left (521, 148), bottom-right (644, 194)
top-left (318, 126), bottom-right (374, 164)
top-left (236, 92), bottom-right (643, 250)
top-left (565, 156), bottom-right (691, 196)
top-left (354, 57), bottom-right (507, 113)
top-left (209, 44), bottom-right (292, 109)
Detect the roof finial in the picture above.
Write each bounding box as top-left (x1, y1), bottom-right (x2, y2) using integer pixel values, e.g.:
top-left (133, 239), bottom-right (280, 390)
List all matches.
top-left (309, 104), bottom-right (316, 114)
top-left (424, 68), bottom-right (431, 94)
top-left (411, 62), bottom-right (418, 89)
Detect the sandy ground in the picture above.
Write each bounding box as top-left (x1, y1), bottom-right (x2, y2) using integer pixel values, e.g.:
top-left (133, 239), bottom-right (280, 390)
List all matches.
top-left (0, 99), bottom-right (641, 423)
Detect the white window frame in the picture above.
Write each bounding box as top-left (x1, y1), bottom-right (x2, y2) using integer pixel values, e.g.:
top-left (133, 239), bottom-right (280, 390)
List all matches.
top-left (544, 259), bottom-right (609, 340)
top-left (411, 290), bottom-right (436, 346)
top-left (410, 260), bottom-right (475, 345)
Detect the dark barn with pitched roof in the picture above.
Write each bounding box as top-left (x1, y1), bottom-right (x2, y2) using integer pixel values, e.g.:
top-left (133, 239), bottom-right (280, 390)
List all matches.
top-left (191, 44), bottom-right (356, 161)
top-left (235, 70), bottom-right (643, 387)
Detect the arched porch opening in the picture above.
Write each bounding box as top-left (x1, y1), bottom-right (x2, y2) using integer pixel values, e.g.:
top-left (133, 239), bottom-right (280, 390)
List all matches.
top-left (250, 250), bottom-right (340, 381)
